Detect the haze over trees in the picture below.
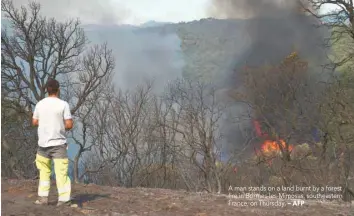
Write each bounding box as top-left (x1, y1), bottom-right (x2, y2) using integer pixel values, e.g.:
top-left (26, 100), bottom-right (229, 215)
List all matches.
top-left (1, 0), bottom-right (353, 201)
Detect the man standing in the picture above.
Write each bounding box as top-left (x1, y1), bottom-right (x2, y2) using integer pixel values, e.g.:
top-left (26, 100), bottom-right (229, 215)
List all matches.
top-left (32, 78), bottom-right (74, 206)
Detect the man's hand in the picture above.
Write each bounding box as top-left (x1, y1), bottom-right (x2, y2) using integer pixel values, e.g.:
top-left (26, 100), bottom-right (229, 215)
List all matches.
top-left (32, 118), bottom-right (39, 127)
top-left (64, 119), bottom-right (73, 130)
top-left (32, 106), bottom-right (39, 126)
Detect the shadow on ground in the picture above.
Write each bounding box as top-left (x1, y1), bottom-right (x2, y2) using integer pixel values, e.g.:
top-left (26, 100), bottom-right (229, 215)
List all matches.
top-left (72, 193), bottom-right (111, 208)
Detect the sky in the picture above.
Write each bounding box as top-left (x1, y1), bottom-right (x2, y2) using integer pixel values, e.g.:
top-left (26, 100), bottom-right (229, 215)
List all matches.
top-left (118, 0), bottom-right (209, 24)
top-left (9, 0), bottom-right (339, 25)
top-left (11, 0), bottom-right (210, 25)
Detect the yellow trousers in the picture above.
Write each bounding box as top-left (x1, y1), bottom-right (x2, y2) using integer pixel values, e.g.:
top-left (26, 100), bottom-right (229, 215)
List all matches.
top-left (35, 154), bottom-right (71, 202)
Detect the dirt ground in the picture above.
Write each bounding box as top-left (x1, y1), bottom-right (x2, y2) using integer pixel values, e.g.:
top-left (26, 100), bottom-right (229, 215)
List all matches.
top-left (1, 179), bottom-right (353, 216)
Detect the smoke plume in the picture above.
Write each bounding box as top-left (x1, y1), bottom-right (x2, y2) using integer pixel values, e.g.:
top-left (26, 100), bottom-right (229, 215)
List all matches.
top-left (208, 0), bottom-right (301, 19)
top-left (209, 0), bottom-right (327, 77)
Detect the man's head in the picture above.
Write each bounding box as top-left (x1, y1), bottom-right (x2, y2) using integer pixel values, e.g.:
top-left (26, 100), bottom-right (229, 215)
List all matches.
top-left (46, 78), bottom-right (60, 96)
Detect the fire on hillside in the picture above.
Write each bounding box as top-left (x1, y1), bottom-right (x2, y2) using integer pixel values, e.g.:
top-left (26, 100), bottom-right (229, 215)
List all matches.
top-left (253, 120), bottom-right (294, 157)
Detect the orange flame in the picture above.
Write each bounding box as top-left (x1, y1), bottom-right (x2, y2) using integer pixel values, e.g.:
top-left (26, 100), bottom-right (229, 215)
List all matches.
top-left (261, 139), bottom-right (293, 154)
top-left (252, 120), bottom-right (293, 159)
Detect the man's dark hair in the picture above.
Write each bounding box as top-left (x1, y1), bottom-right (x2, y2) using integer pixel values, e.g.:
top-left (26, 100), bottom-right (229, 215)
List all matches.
top-left (46, 78), bottom-right (60, 95)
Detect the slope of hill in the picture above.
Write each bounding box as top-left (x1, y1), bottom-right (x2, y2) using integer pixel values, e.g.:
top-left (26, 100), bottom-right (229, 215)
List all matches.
top-left (134, 18), bottom-right (250, 83)
top-left (2, 179), bottom-right (352, 216)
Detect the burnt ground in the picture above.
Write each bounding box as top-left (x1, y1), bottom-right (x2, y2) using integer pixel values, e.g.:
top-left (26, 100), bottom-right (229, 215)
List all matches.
top-left (1, 179), bottom-right (353, 216)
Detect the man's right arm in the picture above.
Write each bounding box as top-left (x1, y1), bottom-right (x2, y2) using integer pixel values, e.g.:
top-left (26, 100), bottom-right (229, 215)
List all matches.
top-left (32, 105), bottom-right (39, 126)
top-left (63, 102), bottom-right (73, 130)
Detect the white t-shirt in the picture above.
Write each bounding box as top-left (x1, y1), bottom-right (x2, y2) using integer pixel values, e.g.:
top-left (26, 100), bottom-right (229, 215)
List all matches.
top-left (33, 97), bottom-right (72, 148)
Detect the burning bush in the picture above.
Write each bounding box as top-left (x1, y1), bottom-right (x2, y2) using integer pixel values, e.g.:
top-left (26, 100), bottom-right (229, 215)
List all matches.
top-left (261, 140), bottom-right (293, 155)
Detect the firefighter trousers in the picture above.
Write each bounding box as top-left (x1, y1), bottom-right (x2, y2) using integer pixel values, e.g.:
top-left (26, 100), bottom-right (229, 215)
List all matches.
top-left (35, 144), bottom-right (71, 202)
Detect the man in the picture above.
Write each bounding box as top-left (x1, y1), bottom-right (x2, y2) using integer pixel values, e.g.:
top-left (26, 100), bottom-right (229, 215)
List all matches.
top-left (32, 78), bottom-right (74, 206)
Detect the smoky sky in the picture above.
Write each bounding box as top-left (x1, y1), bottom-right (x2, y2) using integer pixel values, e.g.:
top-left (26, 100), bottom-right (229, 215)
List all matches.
top-left (12, 0), bottom-right (130, 24)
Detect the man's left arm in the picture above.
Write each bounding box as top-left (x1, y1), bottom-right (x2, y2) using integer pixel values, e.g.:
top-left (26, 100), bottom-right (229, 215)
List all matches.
top-left (63, 102), bottom-right (73, 130)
